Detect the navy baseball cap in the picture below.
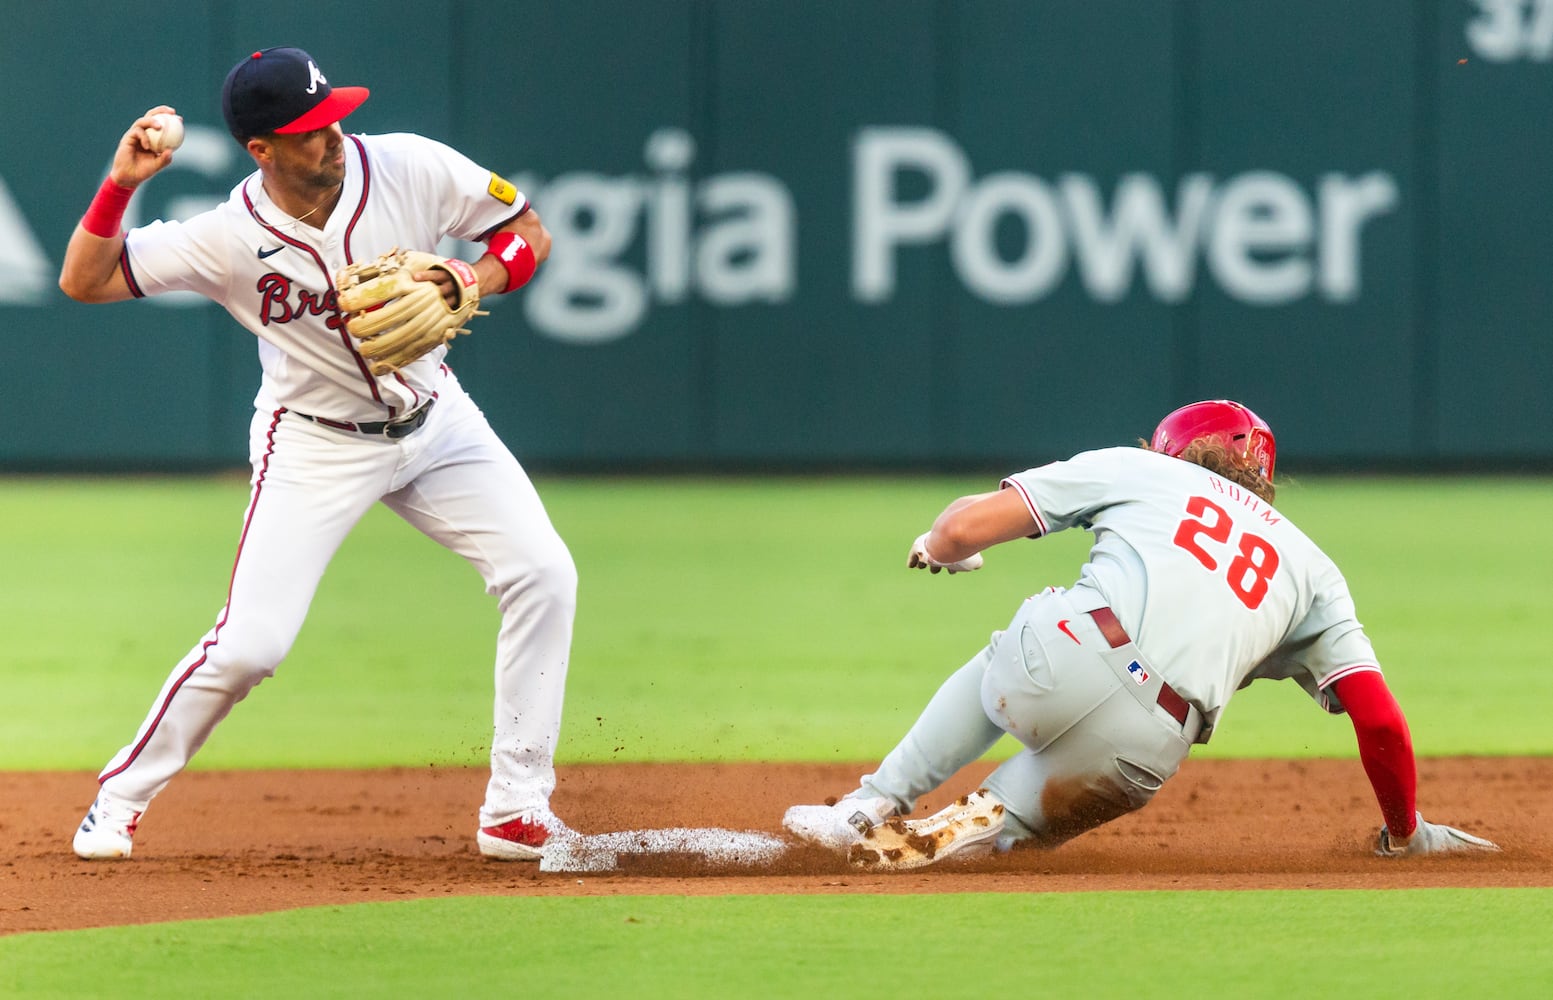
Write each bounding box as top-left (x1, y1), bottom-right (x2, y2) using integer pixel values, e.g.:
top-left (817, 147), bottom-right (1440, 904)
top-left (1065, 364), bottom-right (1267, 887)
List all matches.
top-left (221, 47), bottom-right (369, 142)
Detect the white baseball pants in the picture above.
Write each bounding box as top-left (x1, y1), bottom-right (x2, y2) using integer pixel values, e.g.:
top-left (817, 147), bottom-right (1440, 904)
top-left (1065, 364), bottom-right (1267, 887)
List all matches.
top-left (94, 376), bottom-right (576, 829)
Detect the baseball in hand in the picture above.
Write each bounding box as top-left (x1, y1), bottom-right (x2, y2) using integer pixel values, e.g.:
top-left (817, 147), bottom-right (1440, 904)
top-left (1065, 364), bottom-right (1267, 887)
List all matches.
top-left (145, 113), bottom-right (185, 153)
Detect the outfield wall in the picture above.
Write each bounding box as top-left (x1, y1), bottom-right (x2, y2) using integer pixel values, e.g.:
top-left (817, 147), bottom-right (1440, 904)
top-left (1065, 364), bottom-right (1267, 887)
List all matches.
top-left (2, 1), bottom-right (1549, 469)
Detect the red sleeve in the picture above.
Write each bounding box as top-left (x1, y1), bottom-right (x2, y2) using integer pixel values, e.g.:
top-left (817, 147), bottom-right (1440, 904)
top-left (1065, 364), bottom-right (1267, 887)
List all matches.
top-left (1332, 671), bottom-right (1417, 837)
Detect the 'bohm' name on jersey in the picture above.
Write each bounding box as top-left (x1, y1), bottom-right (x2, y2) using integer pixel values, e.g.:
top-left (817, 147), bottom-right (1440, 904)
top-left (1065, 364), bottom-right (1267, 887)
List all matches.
top-left (1207, 476), bottom-right (1281, 526)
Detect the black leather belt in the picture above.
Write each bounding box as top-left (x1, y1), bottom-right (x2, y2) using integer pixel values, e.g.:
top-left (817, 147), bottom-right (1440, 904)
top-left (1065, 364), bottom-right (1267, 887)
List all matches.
top-left (293, 399), bottom-right (435, 439)
top-left (1087, 606), bottom-right (1193, 727)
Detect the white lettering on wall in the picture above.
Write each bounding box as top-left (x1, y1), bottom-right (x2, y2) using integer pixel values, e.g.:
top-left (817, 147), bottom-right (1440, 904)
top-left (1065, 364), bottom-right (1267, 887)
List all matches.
top-left (1466, 0), bottom-right (1553, 61)
top-left (851, 126), bottom-right (1398, 309)
top-left (0, 124), bottom-right (1397, 342)
top-left (0, 176), bottom-right (52, 305)
top-left (524, 128), bottom-right (797, 343)
top-left (852, 127), bottom-right (971, 301)
top-left (1063, 174), bottom-right (1212, 302)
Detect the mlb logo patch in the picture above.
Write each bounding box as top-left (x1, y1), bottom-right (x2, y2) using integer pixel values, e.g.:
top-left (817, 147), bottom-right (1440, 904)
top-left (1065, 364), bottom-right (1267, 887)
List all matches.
top-left (1126, 660), bottom-right (1150, 686)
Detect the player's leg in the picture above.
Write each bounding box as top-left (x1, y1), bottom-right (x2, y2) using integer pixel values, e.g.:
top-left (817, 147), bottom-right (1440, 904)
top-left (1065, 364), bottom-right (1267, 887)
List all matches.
top-left (858, 641), bottom-right (1007, 811)
top-left (76, 412), bottom-right (390, 858)
top-left (851, 591), bottom-right (1083, 815)
top-left (980, 694), bottom-right (1189, 849)
top-left (851, 710), bottom-right (1181, 871)
top-left (783, 637), bottom-right (1006, 848)
top-left (846, 590), bottom-right (1189, 868)
top-left (378, 385), bottom-right (576, 857)
top-left (976, 591), bottom-right (1191, 848)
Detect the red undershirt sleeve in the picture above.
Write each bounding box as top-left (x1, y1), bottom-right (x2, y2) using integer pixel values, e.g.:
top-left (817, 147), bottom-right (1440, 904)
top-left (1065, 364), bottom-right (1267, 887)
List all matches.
top-left (1332, 670), bottom-right (1417, 837)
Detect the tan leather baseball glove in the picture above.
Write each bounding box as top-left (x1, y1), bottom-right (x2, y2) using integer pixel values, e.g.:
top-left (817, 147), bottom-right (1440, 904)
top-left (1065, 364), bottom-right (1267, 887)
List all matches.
top-left (334, 248), bottom-right (486, 376)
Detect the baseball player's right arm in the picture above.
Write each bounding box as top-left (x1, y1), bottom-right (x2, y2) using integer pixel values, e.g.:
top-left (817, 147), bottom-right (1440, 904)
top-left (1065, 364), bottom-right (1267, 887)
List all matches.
top-left (1333, 671), bottom-right (1500, 856)
top-left (59, 107), bottom-right (178, 303)
top-left (907, 489), bottom-right (1040, 573)
top-left (1331, 671), bottom-right (1417, 835)
top-left (924, 490), bottom-right (1038, 562)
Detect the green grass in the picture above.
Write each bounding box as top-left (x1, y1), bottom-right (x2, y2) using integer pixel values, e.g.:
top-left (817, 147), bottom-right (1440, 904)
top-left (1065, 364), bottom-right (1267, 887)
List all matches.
top-left (4, 890), bottom-right (1549, 999)
top-left (2, 474), bottom-right (1548, 996)
top-left (2, 474), bottom-right (1551, 768)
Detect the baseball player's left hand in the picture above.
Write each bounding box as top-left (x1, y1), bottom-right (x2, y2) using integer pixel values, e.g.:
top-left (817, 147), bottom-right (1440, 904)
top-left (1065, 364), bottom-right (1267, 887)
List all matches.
top-left (1375, 812), bottom-right (1500, 857)
top-left (908, 532), bottom-right (984, 574)
top-left (334, 248), bottom-right (488, 376)
top-left (413, 265), bottom-right (462, 308)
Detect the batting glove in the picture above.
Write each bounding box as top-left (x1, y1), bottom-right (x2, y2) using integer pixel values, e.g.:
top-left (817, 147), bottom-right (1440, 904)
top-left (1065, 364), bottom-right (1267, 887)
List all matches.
top-left (1375, 812), bottom-right (1500, 857)
top-left (908, 532), bottom-right (984, 574)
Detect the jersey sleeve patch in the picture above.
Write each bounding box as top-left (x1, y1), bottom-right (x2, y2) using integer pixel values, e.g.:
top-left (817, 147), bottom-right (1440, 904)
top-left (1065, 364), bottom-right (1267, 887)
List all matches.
top-left (487, 172), bottom-right (519, 206)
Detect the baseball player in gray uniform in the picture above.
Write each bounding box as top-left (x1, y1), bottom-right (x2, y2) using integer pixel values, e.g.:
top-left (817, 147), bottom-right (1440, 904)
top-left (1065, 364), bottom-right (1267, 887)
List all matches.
top-left (785, 400), bottom-right (1500, 868)
top-left (60, 47), bottom-right (575, 862)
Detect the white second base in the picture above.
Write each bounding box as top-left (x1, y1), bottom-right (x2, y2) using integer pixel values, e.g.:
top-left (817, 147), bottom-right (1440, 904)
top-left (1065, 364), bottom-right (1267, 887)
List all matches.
top-left (539, 827), bottom-right (789, 872)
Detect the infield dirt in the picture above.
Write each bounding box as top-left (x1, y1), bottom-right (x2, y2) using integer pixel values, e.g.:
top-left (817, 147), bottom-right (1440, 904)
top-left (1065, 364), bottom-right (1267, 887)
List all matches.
top-left (5, 757), bottom-right (1549, 935)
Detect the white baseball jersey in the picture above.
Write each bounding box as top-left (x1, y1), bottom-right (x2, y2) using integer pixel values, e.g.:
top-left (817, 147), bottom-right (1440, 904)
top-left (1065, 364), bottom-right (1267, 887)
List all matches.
top-left (1001, 447), bottom-right (1379, 731)
top-left (90, 131), bottom-right (575, 836)
top-left (119, 132), bottom-right (526, 422)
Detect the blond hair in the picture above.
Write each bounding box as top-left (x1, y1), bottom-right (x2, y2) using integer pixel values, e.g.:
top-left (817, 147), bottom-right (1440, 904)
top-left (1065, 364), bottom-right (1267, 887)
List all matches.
top-left (1175, 439), bottom-right (1276, 503)
top-left (1141, 438), bottom-right (1276, 502)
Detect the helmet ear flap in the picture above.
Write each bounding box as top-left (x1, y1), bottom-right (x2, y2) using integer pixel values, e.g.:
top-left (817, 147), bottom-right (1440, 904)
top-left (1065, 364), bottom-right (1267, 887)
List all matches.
top-left (1246, 426), bottom-right (1277, 480)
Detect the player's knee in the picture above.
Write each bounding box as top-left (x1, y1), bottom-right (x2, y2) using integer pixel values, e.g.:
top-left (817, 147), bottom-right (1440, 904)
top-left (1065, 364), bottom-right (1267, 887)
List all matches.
top-left (210, 627), bottom-right (292, 682)
top-left (497, 550), bottom-right (578, 613)
top-left (1114, 756), bottom-right (1166, 806)
top-left (534, 550), bottom-right (578, 605)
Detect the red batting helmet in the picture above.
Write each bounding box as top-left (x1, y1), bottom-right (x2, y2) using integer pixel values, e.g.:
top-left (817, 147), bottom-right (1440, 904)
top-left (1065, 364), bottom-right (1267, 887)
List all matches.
top-left (1150, 400), bottom-right (1277, 479)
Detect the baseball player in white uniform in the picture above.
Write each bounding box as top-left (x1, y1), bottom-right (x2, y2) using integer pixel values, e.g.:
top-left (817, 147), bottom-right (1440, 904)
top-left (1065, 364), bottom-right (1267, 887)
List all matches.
top-left (785, 401), bottom-right (1500, 867)
top-left (60, 47), bottom-right (574, 862)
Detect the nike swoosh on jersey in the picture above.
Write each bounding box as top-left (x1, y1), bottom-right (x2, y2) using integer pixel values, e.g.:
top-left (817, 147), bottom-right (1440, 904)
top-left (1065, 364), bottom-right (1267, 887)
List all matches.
top-left (257, 246), bottom-right (285, 259)
top-left (1056, 619), bottom-right (1080, 644)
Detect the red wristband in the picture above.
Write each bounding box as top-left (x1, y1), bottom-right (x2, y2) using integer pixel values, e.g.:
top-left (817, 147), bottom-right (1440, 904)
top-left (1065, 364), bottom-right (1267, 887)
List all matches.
top-left (486, 230), bottom-right (537, 293)
top-left (81, 177), bottom-right (135, 239)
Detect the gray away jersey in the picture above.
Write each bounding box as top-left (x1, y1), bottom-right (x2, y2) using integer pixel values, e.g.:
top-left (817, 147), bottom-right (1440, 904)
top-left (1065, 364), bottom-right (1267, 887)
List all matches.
top-left (1001, 447), bottom-right (1380, 734)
